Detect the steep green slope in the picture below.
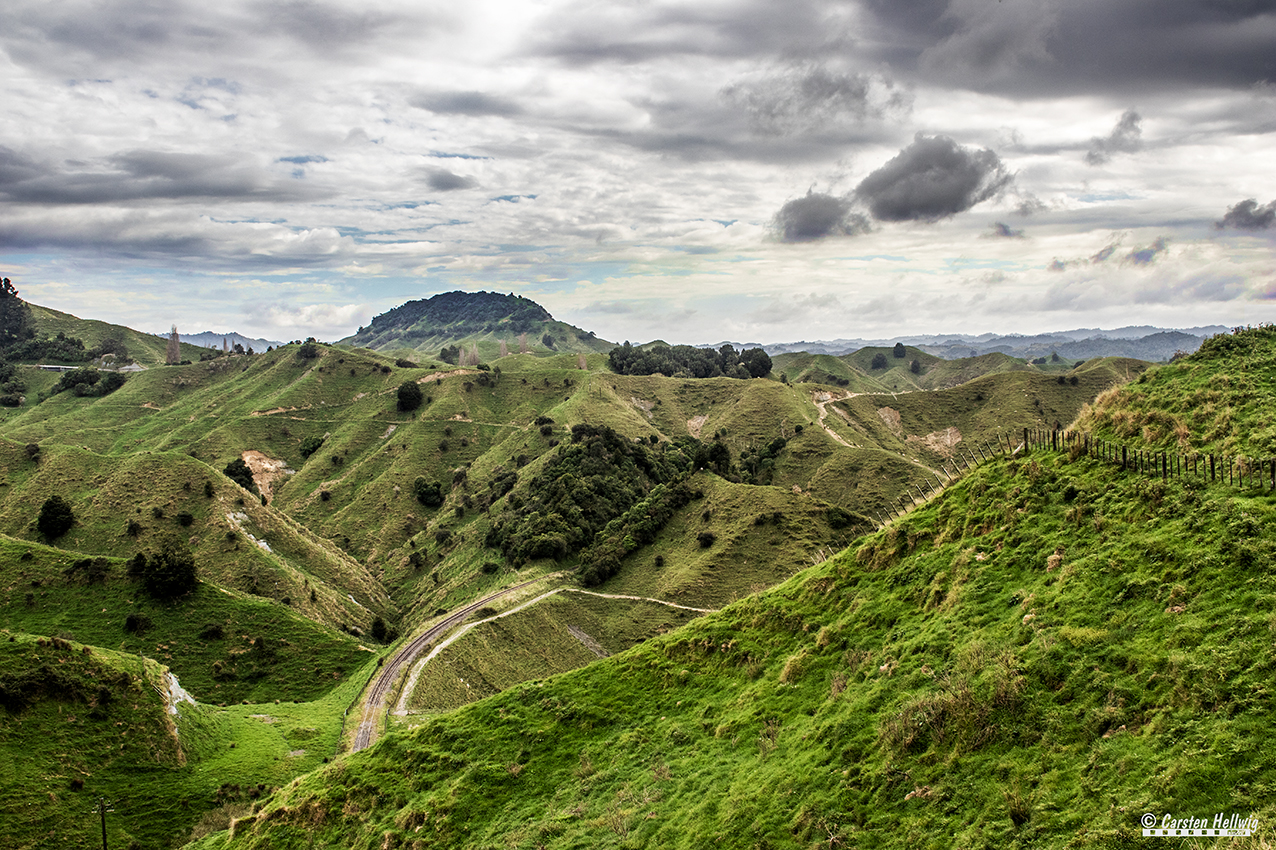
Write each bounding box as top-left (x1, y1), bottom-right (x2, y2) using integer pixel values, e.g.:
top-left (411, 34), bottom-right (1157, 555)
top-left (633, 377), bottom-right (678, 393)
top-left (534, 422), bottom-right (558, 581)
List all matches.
top-left (1075, 325), bottom-right (1276, 457)
top-left (189, 440), bottom-right (1276, 849)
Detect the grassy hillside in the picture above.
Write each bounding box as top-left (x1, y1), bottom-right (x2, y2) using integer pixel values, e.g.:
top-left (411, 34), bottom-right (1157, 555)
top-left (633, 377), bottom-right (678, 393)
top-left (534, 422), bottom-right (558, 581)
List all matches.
top-left (0, 631), bottom-right (381, 849)
top-left (188, 436), bottom-right (1276, 849)
top-left (1074, 325), bottom-right (1276, 457)
top-left (26, 302), bottom-right (209, 366)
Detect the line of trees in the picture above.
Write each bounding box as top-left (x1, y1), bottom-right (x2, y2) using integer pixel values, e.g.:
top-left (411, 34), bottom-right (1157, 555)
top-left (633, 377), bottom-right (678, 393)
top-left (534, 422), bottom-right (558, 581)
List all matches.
top-left (608, 342), bottom-right (772, 379)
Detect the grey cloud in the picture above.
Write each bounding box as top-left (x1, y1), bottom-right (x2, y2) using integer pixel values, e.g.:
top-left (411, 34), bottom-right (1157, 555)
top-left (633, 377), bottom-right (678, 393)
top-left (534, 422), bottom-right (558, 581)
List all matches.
top-left (1126, 237), bottom-right (1168, 265)
top-left (1216, 198), bottom-right (1276, 230)
top-left (854, 134), bottom-right (1013, 222)
top-left (987, 222), bottom-right (1025, 238)
top-left (0, 149), bottom-right (324, 204)
top-left (861, 0), bottom-right (1276, 96)
top-left (1015, 194), bottom-right (1048, 216)
top-left (772, 191), bottom-right (871, 242)
top-left (1091, 242), bottom-right (1120, 262)
top-left (721, 65), bottom-right (910, 136)
top-left (528, 0), bottom-right (846, 65)
top-left (423, 167), bottom-right (478, 192)
top-left (410, 91), bottom-right (524, 117)
top-left (1086, 110), bottom-right (1143, 165)
top-left (918, 0), bottom-right (1058, 85)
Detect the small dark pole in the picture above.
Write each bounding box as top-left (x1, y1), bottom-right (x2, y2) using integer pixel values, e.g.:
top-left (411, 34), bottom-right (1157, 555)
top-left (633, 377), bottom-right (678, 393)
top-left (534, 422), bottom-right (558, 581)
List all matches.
top-left (99, 797), bottom-right (108, 850)
top-left (1122, 446), bottom-right (1127, 470)
top-left (1023, 428), bottom-right (1029, 452)
top-left (1162, 452), bottom-right (1167, 482)
top-left (1210, 454), bottom-right (1216, 483)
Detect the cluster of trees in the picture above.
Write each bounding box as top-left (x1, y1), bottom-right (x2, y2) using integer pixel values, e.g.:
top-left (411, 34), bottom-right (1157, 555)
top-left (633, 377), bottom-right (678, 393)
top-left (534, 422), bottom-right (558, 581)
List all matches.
top-left (607, 342), bottom-right (772, 379)
top-left (50, 366), bottom-right (127, 397)
top-left (485, 424), bottom-right (696, 565)
top-left (0, 360), bottom-right (26, 406)
top-left (128, 538), bottom-right (198, 601)
top-left (578, 479), bottom-right (700, 586)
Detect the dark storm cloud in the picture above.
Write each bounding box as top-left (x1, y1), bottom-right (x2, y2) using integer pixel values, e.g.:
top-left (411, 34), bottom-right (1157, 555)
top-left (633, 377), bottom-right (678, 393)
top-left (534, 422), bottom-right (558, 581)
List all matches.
top-left (423, 167), bottom-right (478, 192)
top-left (0, 149), bottom-right (324, 204)
top-left (409, 91), bottom-right (524, 117)
top-left (859, 0), bottom-right (1276, 95)
top-left (854, 134), bottom-right (1013, 222)
top-left (1126, 237), bottom-right (1168, 265)
top-left (1216, 198), bottom-right (1276, 230)
top-left (772, 191), bottom-right (871, 242)
top-left (720, 65), bottom-right (910, 136)
top-left (1085, 110), bottom-right (1143, 166)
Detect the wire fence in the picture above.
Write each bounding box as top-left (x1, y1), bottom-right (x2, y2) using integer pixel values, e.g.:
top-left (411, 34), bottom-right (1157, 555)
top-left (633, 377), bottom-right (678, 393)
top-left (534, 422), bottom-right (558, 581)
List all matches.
top-left (874, 426), bottom-right (1275, 527)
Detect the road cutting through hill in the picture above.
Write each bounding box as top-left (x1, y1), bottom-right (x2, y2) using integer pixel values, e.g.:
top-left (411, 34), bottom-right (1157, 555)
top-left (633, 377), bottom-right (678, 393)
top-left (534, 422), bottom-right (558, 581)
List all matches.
top-left (349, 575), bottom-right (555, 753)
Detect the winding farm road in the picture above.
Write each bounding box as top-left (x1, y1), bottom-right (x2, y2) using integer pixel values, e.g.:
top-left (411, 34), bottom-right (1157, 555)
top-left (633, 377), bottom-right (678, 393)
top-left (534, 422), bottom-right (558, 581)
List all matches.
top-left (350, 575), bottom-right (553, 753)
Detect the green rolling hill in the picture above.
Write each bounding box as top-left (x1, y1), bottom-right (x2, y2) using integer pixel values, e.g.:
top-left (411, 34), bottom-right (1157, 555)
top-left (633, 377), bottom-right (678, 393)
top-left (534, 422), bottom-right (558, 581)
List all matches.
top-left (0, 290), bottom-right (1181, 848)
top-left (186, 324), bottom-right (1276, 850)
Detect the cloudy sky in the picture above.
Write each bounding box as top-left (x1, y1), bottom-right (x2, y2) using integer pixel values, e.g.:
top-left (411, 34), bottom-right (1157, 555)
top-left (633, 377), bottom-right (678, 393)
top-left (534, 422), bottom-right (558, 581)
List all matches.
top-left (2, 0), bottom-right (1276, 344)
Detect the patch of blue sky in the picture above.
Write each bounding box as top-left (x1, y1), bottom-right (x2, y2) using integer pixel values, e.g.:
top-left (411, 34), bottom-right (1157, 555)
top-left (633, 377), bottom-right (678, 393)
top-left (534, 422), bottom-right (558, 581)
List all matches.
top-left (943, 257), bottom-right (1029, 272)
top-left (837, 254), bottom-right (910, 262)
top-left (427, 150), bottom-right (491, 160)
top-left (1076, 191), bottom-right (1137, 203)
top-left (489, 194), bottom-right (537, 203)
top-left (712, 219), bottom-right (738, 227)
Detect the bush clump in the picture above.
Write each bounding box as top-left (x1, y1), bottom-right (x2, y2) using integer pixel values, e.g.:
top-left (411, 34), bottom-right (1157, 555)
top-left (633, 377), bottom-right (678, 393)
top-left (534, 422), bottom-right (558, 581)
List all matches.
top-left (37, 495), bottom-right (75, 539)
top-left (397, 380), bottom-right (423, 412)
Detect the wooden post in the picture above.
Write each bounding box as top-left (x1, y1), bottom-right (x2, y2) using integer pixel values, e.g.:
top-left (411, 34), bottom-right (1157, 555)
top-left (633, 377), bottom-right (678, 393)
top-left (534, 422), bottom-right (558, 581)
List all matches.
top-left (1210, 454), bottom-right (1216, 482)
top-left (1122, 446), bottom-right (1127, 470)
top-left (1162, 452), bottom-right (1167, 482)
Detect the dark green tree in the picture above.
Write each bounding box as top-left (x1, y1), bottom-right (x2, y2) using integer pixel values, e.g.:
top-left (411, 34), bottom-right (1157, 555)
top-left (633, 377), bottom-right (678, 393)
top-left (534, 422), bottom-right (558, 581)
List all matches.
top-left (141, 536), bottom-right (198, 600)
top-left (224, 458), bottom-right (256, 492)
top-left (910, 359), bottom-right (921, 374)
top-left (0, 278), bottom-right (33, 350)
top-left (37, 495), bottom-right (75, 539)
top-left (893, 342), bottom-right (906, 358)
top-left (870, 352), bottom-right (888, 369)
top-left (397, 380), bottom-right (423, 412)
top-left (414, 477), bottom-right (443, 508)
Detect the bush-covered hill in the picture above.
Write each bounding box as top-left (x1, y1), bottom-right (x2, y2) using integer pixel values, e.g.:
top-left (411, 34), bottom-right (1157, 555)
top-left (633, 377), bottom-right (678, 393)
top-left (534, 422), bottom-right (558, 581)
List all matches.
top-left (341, 291), bottom-right (613, 358)
top-left (189, 432), bottom-right (1276, 849)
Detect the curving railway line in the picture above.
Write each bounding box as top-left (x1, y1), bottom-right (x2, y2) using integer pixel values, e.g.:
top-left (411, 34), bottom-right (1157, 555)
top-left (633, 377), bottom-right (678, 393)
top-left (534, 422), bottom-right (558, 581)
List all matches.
top-left (350, 575), bottom-right (553, 752)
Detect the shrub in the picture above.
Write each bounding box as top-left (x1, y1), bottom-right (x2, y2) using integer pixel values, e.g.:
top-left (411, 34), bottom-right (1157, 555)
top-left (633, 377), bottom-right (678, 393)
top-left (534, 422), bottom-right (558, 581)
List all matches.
top-left (697, 531), bottom-right (716, 548)
top-left (297, 342), bottom-right (320, 360)
top-left (397, 380), bottom-right (423, 412)
top-left (395, 358), bottom-right (417, 368)
top-left (204, 480), bottom-right (215, 497)
top-left (871, 353), bottom-right (888, 369)
top-left (37, 495), bottom-right (75, 539)
top-left (123, 613), bottom-right (152, 635)
top-left (910, 359), bottom-right (921, 374)
top-left (140, 537), bottom-right (198, 601)
top-left (176, 511), bottom-right (194, 527)
top-left (223, 458), bottom-right (256, 492)
top-left (126, 519), bottom-right (142, 536)
top-left (299, 436), bottom-right (325, 459)
top-left (370, 617), bottom-right (388, 643)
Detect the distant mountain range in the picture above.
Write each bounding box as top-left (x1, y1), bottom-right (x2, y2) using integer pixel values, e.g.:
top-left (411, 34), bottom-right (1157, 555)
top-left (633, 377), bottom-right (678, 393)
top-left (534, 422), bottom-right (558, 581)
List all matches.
top-left (713, 325), bottom-right (1228, 363)
top-left (157, 330), bottom-right (284, 351)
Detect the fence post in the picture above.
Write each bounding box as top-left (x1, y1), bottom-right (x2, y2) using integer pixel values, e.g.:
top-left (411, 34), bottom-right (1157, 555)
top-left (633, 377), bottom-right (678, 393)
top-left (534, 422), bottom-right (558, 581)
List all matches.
top-left (1162, 452), bottom-right (1167, 482)
top-left (1122, 446), bottom-right (1127, 470)
top-left (1210, 454), bottom-right (1216, 482)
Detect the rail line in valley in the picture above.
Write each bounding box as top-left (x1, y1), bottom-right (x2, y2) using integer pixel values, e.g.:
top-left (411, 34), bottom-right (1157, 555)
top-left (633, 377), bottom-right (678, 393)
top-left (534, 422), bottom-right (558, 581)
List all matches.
top-left (349, 575), bottom-right (553, 753)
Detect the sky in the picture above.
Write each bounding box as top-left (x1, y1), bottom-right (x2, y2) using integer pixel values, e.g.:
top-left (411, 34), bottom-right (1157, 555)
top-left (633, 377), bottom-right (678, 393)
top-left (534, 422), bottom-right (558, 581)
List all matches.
top-left (2, 0), bottom-right (1276, 345)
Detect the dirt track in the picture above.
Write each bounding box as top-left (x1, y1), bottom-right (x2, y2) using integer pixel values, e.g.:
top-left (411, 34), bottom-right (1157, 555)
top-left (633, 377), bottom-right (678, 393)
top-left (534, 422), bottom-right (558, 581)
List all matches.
top-left (350, 576), bottom-right (553, 752)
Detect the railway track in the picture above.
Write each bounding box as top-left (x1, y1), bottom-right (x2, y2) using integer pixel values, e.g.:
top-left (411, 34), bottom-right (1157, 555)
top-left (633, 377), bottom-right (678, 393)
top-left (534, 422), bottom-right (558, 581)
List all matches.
top-left (350, 575), bottom-right (552, 753)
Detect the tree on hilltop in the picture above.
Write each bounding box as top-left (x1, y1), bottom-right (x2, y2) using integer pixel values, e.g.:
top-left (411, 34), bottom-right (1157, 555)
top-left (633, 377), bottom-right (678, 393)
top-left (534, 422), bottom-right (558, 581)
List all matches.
top-left (0, 277), bottom-right (34, 350)
top-left (397, 380), bottom-right (423, 412)
top-left (893, 342), bottom-right (906, 358)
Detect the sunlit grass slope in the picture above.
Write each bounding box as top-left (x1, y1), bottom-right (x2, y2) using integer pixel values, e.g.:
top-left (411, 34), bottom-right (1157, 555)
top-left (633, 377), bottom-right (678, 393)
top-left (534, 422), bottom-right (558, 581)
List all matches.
top-left (190, 441), bottom-right (1276, 849)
